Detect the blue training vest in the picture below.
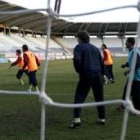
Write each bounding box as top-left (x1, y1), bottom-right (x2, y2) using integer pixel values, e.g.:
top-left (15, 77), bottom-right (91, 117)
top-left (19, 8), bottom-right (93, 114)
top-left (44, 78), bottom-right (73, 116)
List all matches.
top-left (128, 48), bottom-right (140, 81)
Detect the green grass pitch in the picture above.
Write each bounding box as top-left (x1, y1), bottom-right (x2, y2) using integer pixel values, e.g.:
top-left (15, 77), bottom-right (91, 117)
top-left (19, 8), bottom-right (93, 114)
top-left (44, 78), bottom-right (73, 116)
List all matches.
top-left (0, 58), bottom-right (140, 140)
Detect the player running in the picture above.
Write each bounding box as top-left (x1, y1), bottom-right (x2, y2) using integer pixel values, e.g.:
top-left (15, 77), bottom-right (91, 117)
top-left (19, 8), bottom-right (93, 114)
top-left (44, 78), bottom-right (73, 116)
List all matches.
top-left (22, 44), bottom-right (40, 92)
top-left (9, 49), bottom-right (28, 85)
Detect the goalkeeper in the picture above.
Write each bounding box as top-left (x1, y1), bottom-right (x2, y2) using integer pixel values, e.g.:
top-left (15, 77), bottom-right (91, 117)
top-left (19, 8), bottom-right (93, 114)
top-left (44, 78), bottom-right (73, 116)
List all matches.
top-left (69, 31), bottom-right (106, 129)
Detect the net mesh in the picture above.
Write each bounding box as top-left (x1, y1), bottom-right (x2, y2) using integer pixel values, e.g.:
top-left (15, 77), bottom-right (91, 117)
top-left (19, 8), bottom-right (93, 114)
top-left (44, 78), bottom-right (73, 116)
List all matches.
top-left (0, 0), bottom-right (140, 140)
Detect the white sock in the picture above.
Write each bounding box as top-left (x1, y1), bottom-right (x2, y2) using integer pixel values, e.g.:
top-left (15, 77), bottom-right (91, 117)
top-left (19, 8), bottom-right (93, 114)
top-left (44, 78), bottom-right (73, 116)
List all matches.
top-left (74, 118), bottom-right (81, 123)
top-left (35, 86), bottom-right (40, 92)
top-left (20, 79), bottom-right (24, 85)
top-left (28, 85), bottom-right (32, 91)
top-left (98, 119), bottom-right (105, 122)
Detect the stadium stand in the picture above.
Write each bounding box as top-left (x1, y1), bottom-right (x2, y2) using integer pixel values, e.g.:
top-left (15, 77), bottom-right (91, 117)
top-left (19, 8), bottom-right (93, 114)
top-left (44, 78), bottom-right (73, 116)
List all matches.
top-left (102, 37), bottom-right (126, 57)
top-left (90, 37), bottom-right (103, 47)
top-left (0, 33), bottom-right (137, 62)
top-left (0, 0), bottom-right (138, 62)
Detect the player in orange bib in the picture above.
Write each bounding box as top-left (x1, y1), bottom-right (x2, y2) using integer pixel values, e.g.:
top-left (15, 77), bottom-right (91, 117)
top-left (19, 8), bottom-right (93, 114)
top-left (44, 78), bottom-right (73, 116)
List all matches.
top-left (9, 49), bottom-right (28, 85)
top-left (101, 44), bottom-right (115, 84)
top-left (22, 45), bottom-right (40, 92)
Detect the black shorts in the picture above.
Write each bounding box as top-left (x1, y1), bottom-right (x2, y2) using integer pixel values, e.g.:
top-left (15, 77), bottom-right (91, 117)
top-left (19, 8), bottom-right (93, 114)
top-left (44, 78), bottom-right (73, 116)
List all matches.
top-left (16, 69), bottom-right (29, 79)
top-left (28, 70), bottom-right (38, 86)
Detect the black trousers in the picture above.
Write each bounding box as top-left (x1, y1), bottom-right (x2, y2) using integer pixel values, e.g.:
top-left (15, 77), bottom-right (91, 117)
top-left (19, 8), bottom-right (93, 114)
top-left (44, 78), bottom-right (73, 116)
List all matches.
top-left (73, 72), bottom-right (105, 119)
top-left (16, 69), bottom-right (28, 79)
top-left (122, 79), bottom-right (140, 110)
top-left (105, 65), bottom-right (114, 80)
top-left (28, 70), bottom-right (38, 87)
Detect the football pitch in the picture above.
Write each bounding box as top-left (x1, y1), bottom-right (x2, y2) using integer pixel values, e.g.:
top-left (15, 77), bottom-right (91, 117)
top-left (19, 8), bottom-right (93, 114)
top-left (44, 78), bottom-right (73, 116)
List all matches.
top-left (0, 58), bottom-right (140, 140)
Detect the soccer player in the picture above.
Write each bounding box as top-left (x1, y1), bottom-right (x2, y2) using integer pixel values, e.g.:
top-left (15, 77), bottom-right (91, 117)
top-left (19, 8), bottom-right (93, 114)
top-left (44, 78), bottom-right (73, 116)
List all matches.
top-left (22, 44), bottom-right (40, 92)
top-left (116, 37), bottom-right (140, 112)
top-left (69, 31), bottom-right (106, 129)
top-left (9, 49), bottom-right (28, 85)
top-left (101, 44), bottom-right (115, 84)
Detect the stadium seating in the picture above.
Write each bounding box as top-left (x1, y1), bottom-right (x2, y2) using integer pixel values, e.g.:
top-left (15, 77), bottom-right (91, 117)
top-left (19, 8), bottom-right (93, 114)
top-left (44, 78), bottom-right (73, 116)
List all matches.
top-left (1, 33), bottom-right (139, 62)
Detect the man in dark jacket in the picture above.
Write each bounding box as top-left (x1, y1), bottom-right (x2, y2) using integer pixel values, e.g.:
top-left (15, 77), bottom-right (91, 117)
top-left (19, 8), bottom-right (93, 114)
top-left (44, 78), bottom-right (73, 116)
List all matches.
top-left (69, 31), bottom-right (106, 129)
